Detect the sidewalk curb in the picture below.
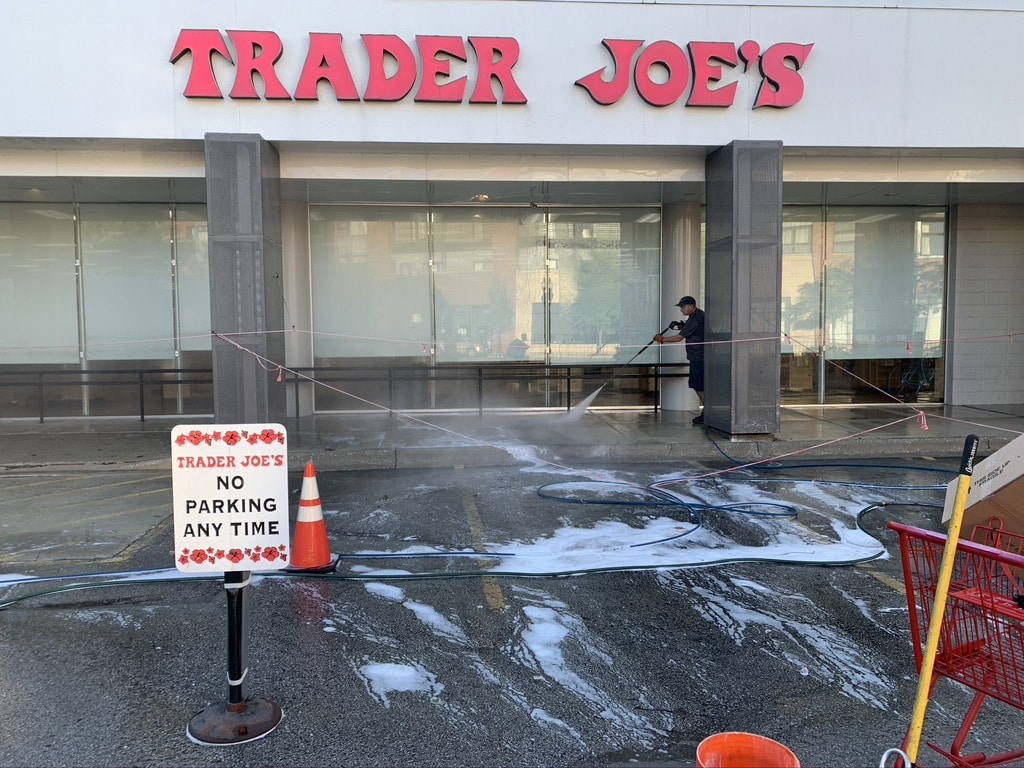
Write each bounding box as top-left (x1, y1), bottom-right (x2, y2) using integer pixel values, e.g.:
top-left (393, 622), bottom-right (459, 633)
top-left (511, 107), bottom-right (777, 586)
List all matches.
top-left (0, 434), bottom-right (1012, 473)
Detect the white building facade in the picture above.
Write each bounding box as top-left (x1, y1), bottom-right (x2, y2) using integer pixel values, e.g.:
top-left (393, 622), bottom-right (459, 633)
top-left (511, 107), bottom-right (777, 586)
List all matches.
top-left (1, 0), bottom-right (1022, 422)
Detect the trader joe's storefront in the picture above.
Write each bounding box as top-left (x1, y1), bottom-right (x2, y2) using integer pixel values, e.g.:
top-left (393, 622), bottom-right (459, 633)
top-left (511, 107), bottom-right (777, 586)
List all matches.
top-left (0, 198), bottom-right (946, 418)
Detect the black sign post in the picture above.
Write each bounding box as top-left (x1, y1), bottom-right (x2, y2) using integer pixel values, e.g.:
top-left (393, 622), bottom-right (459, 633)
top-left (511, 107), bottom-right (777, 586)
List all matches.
top-left (186, 570), bottom-right (283, 745)
top-left (171, 424), bottom-right (290, 746)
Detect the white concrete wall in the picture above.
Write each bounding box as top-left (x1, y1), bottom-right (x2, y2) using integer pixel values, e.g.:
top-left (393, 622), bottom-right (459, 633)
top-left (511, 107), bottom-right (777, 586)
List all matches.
top-left (950, 205), bottom-right (1024, 405)
top-left (3, 1), bottom-right (1024, 150)
top-left (660, 203), bottom-right (702, 412)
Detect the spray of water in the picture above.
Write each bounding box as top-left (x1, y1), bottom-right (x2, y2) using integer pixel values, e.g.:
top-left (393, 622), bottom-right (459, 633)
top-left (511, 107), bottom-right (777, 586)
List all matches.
top-left (560, 328), bottom-right (669, 424)
top-left (563, 386), bottom-right (604, 422)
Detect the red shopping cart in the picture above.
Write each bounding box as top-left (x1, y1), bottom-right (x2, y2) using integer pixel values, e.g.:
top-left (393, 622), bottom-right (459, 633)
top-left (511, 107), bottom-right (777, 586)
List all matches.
top-left (888, 519), bottom-right (1024, 767)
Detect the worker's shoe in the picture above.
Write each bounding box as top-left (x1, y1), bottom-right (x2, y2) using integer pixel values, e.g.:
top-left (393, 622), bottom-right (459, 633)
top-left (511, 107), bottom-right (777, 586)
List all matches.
top-left (692, 412), bottom-right (704, 425)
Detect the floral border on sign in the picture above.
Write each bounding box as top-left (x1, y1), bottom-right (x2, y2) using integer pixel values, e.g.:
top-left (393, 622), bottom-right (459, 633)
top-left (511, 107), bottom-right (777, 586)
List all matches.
top-left (178, 543), bottom-right (288, 568)
top-left (174, 428), bottom-right (286, 448)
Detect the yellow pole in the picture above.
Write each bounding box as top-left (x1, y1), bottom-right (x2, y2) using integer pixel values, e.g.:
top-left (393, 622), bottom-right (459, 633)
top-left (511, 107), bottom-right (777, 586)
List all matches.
top-left (903, 434), bottom-right (980, 766)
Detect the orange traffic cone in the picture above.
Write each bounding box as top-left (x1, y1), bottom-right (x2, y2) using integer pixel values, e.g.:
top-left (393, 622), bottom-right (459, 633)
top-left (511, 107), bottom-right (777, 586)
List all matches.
top-left (288, 462), bottom-right (338, 573)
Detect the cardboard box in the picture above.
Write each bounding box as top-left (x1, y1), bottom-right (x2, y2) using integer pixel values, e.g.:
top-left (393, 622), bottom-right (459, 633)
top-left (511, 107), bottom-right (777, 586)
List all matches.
top-left (942, 433), bottom-right (1024, 538)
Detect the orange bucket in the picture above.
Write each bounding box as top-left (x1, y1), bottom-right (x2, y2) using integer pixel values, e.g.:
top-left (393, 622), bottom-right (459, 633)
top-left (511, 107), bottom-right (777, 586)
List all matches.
top-left (696, 732), bottom-right (800, 768)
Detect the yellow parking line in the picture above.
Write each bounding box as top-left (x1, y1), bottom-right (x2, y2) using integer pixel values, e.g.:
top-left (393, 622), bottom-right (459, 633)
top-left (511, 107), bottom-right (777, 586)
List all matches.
top-left (463, 493), bottom-right (506, 613)
top-left (68, 504), bottom-right (171, 526)
top-left (856, 563), bottom-right (906, 594)
top-left (0, 478), bottom-right (168, 504)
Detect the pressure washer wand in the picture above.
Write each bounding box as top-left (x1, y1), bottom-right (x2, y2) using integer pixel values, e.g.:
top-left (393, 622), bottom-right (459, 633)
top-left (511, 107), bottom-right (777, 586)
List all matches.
top-left (603, 324), bottom-right (675, 386)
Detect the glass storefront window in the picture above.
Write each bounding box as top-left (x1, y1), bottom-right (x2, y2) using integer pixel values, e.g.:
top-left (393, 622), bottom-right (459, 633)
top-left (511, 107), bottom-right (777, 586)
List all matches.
top-left (310, 207), bottom-right (431, 363)
top-left (0, 203), bottom-right (211, 419)
top-left (546, 210), bottom-right (661, 366)
top-left (308, 205), bottom-right (662, 411)
top-left (79, 204), bottom-right (175, 361)
top-left (0, 204), bottom-right (78, 364)
top-left (309, 207), bottom-right (431, 410)
top-left (432, 208), bottom-right (545, 363)
top-left (781, 206), bottom-right (946, 403)
top-left (175, 205), bottom-right (211, 353)
top-left (171, 205), bottom-right (213, 414)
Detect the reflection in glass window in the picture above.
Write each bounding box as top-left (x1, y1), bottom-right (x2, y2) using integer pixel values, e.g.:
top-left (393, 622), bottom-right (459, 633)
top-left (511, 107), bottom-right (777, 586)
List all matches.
top-left (826, 208), bottom-right (945, 360)
top-left (432, 208), bottom-right (546, 363)
top-left (309, 206), bottom-right (662, 367)
top-left (307, 205), bottom-right (662, 410)
top-left (780, 207), bottom-right (822, 357)
top-left (781, 206), bottom-right (946, 404)
top-left (546, 210), bottom-right (661, 365)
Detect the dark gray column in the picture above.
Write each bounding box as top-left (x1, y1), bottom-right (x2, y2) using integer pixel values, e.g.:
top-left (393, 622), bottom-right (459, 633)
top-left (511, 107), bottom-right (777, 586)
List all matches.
top-left (704, 141), bottom-right (782, 435)
top-left (205, 133), bottom-right (286, 424)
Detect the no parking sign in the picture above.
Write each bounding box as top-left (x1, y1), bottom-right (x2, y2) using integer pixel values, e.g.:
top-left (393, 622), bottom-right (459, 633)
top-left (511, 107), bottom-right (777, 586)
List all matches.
top-left (171, 424), bottom-right (290, 573)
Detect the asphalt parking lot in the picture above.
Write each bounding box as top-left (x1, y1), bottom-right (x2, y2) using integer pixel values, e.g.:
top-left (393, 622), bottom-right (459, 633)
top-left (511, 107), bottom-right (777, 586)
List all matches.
top-left (2, 452), bottom-right (1023, 768)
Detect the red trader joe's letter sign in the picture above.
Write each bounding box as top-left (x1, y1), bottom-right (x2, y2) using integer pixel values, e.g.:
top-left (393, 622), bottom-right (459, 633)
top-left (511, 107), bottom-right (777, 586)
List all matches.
top-left (171, 424), bottom-right (290, 573)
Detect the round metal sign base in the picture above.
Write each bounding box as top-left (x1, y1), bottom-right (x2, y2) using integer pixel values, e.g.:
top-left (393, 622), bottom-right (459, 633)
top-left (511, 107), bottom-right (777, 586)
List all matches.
top-left (187, 697), bottom-right (283, 746)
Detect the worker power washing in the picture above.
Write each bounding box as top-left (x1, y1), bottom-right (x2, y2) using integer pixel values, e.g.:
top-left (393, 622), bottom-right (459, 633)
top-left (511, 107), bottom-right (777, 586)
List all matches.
top-left (654, 296), bottom-right (706, 425)
top-left (571, 295), bottom-right (705, 420)
top-left (572, 295), bottom-right (704, 421)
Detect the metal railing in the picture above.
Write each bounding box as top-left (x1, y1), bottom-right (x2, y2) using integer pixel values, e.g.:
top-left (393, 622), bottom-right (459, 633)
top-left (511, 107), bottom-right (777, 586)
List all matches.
top-left (285, 362), bottom-right (689, 416)
top-left (0, 363), bottom-right (689, 422)
top-left (0, 368), bottom-right (214, 423)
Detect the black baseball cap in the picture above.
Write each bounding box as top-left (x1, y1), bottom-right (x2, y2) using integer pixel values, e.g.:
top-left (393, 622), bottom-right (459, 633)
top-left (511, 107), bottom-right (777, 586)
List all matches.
top-left (675, 296), bottom-right (696, 307)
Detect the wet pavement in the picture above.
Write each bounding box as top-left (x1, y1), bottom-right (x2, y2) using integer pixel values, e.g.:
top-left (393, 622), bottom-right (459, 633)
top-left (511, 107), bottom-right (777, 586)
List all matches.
top-left (1, 404), bottom-right (1024, 767)
top-left (0, 402), bottom-right (1022, 474)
